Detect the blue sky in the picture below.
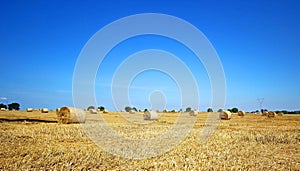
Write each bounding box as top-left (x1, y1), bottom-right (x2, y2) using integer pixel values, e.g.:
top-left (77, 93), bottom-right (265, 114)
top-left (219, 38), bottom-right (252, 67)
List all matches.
top-left (0, 0), bottom-right (299, 111)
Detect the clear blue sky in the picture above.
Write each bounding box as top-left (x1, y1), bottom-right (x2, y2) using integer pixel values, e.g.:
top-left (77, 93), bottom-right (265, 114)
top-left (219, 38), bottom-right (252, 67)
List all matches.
top-left (0, 0), bottom-right (299, 111)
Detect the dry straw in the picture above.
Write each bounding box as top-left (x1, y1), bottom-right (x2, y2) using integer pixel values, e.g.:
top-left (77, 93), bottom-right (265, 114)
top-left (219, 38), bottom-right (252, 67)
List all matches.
top-left (0, 108), bottom-right (5, 111)
top-left (89, 109), bottom-right (97, 114)
top-left (277, 112), bottom-right (284, 116)
top-left (26, 108), bottom-right (33, 112)
top-left (163, 109), bottom-right (169, 113)
top-left (129, 110), bottom-right (136, 114)
top-left (238, 110), bottom-right (245, 116)
top-left (143, 110), bottom-right (158, 120)
top-left (220, 111), bottom-right (232, 120)
top-left (41, 108), bottom-right (49, 113)
top-left (56, 106), bottom-right (86, 124)
top-left (268, 111), bottom-right (277, 118)
top-left (103, 109), bottom-right (109, 113)
top-left (189, 110), bottom-right (198, 116)
top-left (262, 111), bottom-right (268, 116)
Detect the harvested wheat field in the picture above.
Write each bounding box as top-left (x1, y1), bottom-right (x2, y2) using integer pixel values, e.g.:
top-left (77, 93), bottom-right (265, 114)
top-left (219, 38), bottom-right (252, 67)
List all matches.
top-left (0, 111), bottom-right (299, 170)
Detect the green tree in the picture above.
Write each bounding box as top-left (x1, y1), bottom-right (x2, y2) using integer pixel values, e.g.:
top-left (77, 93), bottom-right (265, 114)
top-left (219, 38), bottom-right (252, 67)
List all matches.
top-left (217, 109), bottom-right (223, 112)
top-left (231, 107), bottom-right (239, 113)
top-left (98, 106), bottom-right (105, 111)
top-left (8, 102), bottom-right (20, 111)
top-left (125, 106), bottom-right (132, 112)
top-left (185, 107), bottom-right (192, 112)
top-left (87, 106), bottom-right (95, 110)
top-left (0, 103), bottom-right (7, 109)
top-left (132, 107), bottom-right (137, 112)
top-left (207, 108), bottom-right (213, 112)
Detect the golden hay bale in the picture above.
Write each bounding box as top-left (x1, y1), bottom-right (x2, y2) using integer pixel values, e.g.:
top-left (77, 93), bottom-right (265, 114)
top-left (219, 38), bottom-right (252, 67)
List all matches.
top-left (0, 108), bottom-right (6, 111)
top-left (41, 108), bottom-right (49, 113)
top-left (26, 108), bottom-right (33, 112)
top-left (156, 110), bottom-right (160, 113)
top-left (171, 110), bottom-right (178, 113)
top-left (103, 109), bottom-right (109, 113)
top-left (129, 110), bottom-right (136, 114)
top-left (277, 112), bottom-right (284, 116)
top-left (89, 109), bottom-right (97, 114)
top-left (267, 111), bottom-right (277, 118)
top-left (163, 109), bottom-right (169, 113)
top-left (219, 111), bottom-right (232, 120)
top-left (262, 111), bottom-right (268, 116)
top-left (138, 109), bottom-right (143, 112)
top-left (238, 110), bottom-right (245, 116)
top-left (189, 110), bottom-right (198, 116)
top-left (56, 106), bottom-right (86, 124)
top-left (143, 110), bottom-right (158, 120)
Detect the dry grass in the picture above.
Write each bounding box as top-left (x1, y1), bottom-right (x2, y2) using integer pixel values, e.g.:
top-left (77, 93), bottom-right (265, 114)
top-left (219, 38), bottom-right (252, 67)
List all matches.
top-left (0, 111), bottom-right (299, 170)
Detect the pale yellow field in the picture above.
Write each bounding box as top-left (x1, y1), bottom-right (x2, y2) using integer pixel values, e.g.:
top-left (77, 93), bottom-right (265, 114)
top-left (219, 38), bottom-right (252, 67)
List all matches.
top-left (0, 111), bottom-right (299, 170)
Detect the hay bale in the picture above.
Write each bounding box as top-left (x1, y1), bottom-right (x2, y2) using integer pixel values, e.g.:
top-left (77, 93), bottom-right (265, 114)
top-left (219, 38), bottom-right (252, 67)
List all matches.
top-left (238, 110), bottom-right (245, 116)
top-left (26, 108), bottom-right (33, 112)
top-left (267, 111), bottom-right (277, 118)
top-left (103, 109), bottom-right (109, 113)
top-left (138, 110), bottom-right (143, 112)
top-left (0, 108), bottom-right (6, 111)
top-left (156, 110), bottom-right (160, 113)
top-left (262, 111), bottom-right (268, 116)
top-left (143, 110), bottom-right (158, 120)
top-left (89, 109), bottom-right (97, 114)
top-left (129, 110), bottom-right (136, 114)
top-left (277, 112), bottom-right (283, 116)
top-left (171, 110), bottom-right (178, 113)
top-left (219, 111), bottom-right (232, 120)
top-left (41, 108), bottom-right (49, 113)
top-left (189, 110), bottom-right (198, 116)
top-left (56, 108), bottom-right (60, 112)
top-left (56, 106), bottom-right (86, 124)
top-left (163, 109), bottom-right (169, 113)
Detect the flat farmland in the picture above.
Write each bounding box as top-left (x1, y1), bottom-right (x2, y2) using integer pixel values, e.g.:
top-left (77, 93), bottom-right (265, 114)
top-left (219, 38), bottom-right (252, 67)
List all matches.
top-left (0, 111), bottom-right (299, 170)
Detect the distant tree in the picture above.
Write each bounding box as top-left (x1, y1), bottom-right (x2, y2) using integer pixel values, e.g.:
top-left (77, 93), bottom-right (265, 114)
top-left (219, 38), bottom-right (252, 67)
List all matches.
top-left (0, 103), bottom-right (7, 109)
top-left (185, 107), bottom-right (192, 112)
top-left (207, 108), bottom-right (213, 112)
top-left (132, 107), bottom-right (137, 112)
top-left (231, 107), bottom-right (239, 113)
top-left (8, 102), bottom-right (20, 111)
top-left (125, 106), bottom-right (132, 112)
top-left (97, 106), bottom-right (105, 111)
top-left (227, 109), bottom-right (232, 112)
top-left (217, 109), bottom-right (223, 112)
top-left (261, 109), bottom-right (268, 113)
top-left (87, 106), bottom-right (95, 110)
top-left (144, 109), bottom-right (148, 112)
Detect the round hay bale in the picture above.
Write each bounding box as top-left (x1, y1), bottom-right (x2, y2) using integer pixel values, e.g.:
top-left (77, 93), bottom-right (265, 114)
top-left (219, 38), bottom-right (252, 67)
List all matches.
top-left (0, 108), bottom-right (6, 111)
top-left (238, 110), bottom-right (245, 116)
top-left (89, 109), bottom-right (97, 114)
top-left (220, 111), bottom-right (232, 120)
top-left (262, 111), bottom-right (268, 116)
top-left (129, 109), bottom-right (136, 114)
top-left (138, 109), bottom-right (143, 113)
top-left (277, 112), bottom-right (283, 116)
top-left (163, 109), bottom-right (169, 113)
top-left (41, 108), bottom-right (49, 113)
top-left (156, 110), bottom-right (160, 113)
top-left (143, 110), bottom-right (158, 120)
top-left (189, 110), bottom-right (198, 116)
top-left (26, 108), bottom-right (33, 112)
top-left (103, 109), bottom-right (109, 113)
top-left (56, 106), bottom-right (86, 124)
top-left (267, 111), bottom-right (277, 118)
top-left (171, 110), bottom-right (178, 113)
top-left (56, 108), bottom-right (61, 112)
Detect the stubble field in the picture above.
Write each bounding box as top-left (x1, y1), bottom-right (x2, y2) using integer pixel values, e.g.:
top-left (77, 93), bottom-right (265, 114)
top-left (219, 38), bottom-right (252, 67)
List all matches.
top-left (0, 110), bottom-right (299, 170)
